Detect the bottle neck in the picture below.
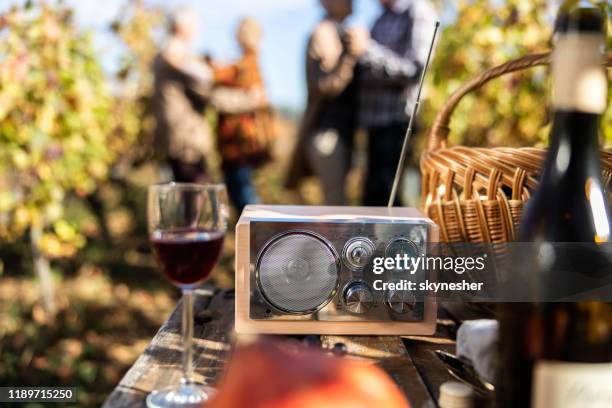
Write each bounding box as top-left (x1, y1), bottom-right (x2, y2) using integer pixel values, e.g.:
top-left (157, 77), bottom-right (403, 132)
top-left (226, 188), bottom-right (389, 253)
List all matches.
top-left (546, 110), bottom-right (601, 164)
top-left (551, 32), bottom-right (606, 114)
top-left (544, 30), bottom-right (606, 177)
top-left (518, 6), bottom-right (610, 243)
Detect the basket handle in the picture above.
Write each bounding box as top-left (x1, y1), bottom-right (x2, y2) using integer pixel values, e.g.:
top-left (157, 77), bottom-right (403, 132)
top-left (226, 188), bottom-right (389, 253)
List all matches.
top-left (426, 52), bottom-right (612, 152)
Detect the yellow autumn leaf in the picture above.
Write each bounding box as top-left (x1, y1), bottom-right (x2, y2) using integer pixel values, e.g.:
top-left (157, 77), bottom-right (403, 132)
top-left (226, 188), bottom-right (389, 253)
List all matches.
top-left (45, 202), bottom-right (63, 222)
top-left (11, 149), bottom-right (29, 169)
top-left (13, 206), bottom-right (30, 227)
top-left (0, 191), bottom-right (15, 212)
top-left (39, 233), bottom-right (63, 257)
top-left (54, 220), bottom-right (76, 241)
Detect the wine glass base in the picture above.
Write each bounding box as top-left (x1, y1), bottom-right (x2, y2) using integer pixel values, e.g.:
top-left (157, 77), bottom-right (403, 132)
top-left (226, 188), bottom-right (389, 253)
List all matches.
top-left (146, 383), bottom-right (216, 408)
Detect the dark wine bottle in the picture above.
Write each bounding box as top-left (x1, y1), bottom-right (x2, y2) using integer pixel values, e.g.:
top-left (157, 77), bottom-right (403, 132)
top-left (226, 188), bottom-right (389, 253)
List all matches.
top-left (496, 2), bottom-right (611, 408)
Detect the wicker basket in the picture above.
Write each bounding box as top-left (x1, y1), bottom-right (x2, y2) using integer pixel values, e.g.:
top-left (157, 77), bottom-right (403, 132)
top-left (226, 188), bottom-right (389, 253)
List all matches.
top-left (421, 52), bottom-right (612, 244)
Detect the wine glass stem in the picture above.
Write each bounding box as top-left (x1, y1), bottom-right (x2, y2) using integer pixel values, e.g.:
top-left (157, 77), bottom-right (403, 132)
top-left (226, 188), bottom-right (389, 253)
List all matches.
top-left (181, 289), bottom-right (194, 383)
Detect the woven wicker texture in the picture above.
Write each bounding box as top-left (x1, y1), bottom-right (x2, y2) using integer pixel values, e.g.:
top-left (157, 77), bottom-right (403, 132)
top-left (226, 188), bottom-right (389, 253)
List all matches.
top-left (421, 52), bottom-right (612, 244)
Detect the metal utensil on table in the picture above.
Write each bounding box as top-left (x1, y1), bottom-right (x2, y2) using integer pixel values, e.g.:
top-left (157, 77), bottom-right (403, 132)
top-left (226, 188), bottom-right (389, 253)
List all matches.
top-left (431, 350), bottom-right (494, 397)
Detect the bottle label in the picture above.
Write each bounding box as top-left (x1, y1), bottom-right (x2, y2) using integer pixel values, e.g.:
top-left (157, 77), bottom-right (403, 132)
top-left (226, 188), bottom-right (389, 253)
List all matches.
top-left (532, 361), bottom-right (612, 408)
top-left (552, 34), bottom-right (607, 114)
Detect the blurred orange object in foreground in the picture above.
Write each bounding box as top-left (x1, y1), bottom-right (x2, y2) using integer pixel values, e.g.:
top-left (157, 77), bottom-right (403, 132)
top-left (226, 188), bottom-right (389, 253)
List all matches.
top-left (208, 338), bottom-right (410, 408)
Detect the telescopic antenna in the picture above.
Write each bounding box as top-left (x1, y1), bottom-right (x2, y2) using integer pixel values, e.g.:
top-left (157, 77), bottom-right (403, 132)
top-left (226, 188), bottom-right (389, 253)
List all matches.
top-left (388, 20), bottom-right (440, 208)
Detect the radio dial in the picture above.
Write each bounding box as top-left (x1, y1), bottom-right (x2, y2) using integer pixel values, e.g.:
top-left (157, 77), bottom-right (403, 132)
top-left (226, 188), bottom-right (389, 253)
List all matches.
top-left (385, 238), bottom-right (419, 271)
top-left (343, 238), bottom-right (375, 270)
top-left (386, 290), bottom-right (416, 314)
top-left (343, 282), bottom-right (374, 314)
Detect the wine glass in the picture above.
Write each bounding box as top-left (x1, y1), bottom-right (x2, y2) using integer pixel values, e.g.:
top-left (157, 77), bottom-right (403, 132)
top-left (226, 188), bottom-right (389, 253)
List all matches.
top-left (147, 183), bottom-right (228, 408)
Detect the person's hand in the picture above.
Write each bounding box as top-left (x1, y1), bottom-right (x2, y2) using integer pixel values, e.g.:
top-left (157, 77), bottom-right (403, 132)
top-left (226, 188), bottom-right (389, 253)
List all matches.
top-left (346, 27), bottom-right (370, 57)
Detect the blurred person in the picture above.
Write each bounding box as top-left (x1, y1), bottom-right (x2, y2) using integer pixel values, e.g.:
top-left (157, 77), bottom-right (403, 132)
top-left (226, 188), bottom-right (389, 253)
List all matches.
top-left (153, 8), bottom-right (264, 184)
top-left (286, 0), bottom-right (368, 205)
top-left (349, 0), bottom-right (437, 206)
top-left (213, 18), bottom-right (274, 213)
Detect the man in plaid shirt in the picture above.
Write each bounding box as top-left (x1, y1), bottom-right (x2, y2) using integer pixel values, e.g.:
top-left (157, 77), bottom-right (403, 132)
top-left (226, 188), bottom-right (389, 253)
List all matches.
top-left (350, 0), bottom-right (437, 205)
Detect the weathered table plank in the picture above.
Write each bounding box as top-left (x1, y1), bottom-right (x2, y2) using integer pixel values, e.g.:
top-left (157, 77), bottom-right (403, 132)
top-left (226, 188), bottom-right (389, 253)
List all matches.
top-left (321, 335), bottom-right (437, 408)
top-left (103, 287), bottom-right (234, 408)
top-left (402, 334), bottom-right (455, 404)
top-left (105, 289), bottom-right (477, 408)
top-left (400, 303), bottom-right (491, 403)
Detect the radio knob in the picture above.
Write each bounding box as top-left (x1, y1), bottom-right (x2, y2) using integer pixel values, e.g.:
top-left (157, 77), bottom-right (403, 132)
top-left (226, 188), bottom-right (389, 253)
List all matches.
top-left (343, 282), bottom-right (374, 314)
top-left (385, 238), bottom-right (419, 268)
top-left (386, 290), bottom-right (416, 314)
top-left (343, 238), bottom-right (375, 270)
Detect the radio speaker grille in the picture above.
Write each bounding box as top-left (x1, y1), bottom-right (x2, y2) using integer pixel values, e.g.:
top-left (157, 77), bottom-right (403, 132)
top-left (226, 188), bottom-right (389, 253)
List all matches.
top-left (256, 232), bottom-right (339, 313)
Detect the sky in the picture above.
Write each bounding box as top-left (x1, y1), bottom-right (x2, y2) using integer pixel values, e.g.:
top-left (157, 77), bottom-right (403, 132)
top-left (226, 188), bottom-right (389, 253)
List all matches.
top-left (3, 0), bottom-right (383, 111)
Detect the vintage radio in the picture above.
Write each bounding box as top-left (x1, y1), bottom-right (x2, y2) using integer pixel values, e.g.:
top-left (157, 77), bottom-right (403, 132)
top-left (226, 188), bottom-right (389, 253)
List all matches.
top-left (235, 205), bottom-right (438, 335)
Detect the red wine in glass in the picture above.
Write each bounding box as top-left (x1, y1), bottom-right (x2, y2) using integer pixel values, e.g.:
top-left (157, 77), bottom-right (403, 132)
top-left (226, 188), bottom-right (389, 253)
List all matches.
top-left (147, 183), bottom-right (228, 407)
top-left (151, 228), bottom-right (225, 288)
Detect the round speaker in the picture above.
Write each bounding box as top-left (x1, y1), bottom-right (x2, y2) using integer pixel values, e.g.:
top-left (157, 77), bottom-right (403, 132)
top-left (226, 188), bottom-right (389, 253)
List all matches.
top-left (256, 231), bottom-right (339, 314)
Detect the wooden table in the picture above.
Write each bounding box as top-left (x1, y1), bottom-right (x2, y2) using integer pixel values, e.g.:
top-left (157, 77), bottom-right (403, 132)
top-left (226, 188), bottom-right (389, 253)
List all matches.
top-left (104, 287), bottom-right (476, 408)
